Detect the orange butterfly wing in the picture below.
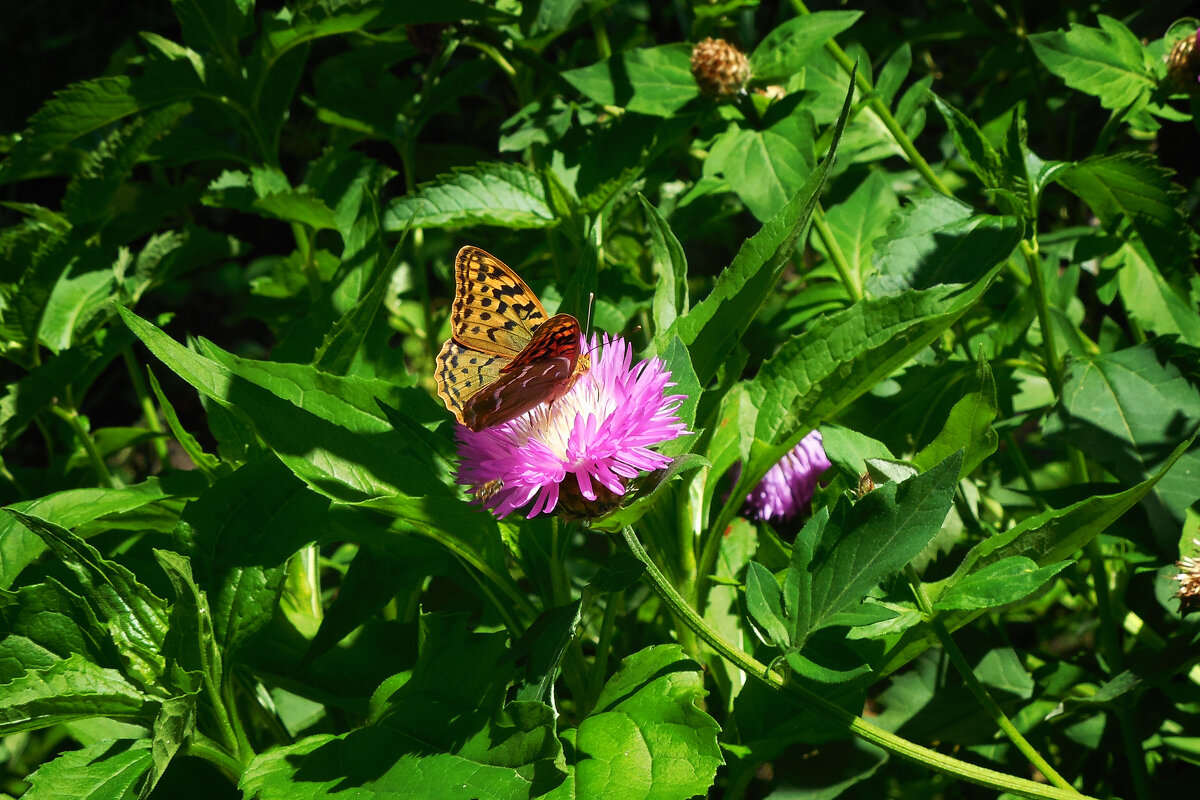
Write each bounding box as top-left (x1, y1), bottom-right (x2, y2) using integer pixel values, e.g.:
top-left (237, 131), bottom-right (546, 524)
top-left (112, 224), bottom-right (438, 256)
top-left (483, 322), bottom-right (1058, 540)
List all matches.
top-left (435, 247), bottom-right (588, 431)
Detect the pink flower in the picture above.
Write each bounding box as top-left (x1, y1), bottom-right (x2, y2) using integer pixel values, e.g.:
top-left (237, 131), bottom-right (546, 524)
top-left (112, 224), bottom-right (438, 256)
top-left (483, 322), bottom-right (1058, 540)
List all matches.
top-left (743, 430), bottom-right (830, 522)
top-left (455, 335), bottom-right (690, 519)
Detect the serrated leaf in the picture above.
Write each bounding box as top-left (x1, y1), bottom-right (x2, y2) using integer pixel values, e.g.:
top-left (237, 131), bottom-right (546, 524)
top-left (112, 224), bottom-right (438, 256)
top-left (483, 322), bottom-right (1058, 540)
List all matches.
top-left (562, 44), bottom-right (698, 117)
top-left (0, 654), bottom-right (157, 735)
top-left (1050, 342), bottom-right (1200, 542)
top-left (0, 78), bottom-right (149, 184)
top-left (5, 512), bottom-right (169, 687)
top-left (63, 103), bottom-right (191, 225)
top-left (930, 92), bottom-right (1006, 190)
top-left (383, 162), bottom-right (556, 231)
top-left (1028, 15), bottom-right (1155, 112)
top-left (934, 557), bottom-right (1071, 611)
top-left (793, 453), bottom-right (962, 643)
top-left (749, 10), bottom-right (862, 84)
top-left (1057, 152), bottom-right (1192, 281)
top-left (21, 738), bottom-right (153, 800)
top-left (203, 168), bottom-right (340, 230)
top-left (879, 436), bottom-right (1195, 677)
top-left (1112, 240), bottom-right (1200, 346)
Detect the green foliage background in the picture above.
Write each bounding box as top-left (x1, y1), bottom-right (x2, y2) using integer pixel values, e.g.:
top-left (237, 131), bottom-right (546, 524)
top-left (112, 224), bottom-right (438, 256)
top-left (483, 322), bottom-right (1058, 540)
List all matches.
top-left (1, 1), bottom-right (1199, 799)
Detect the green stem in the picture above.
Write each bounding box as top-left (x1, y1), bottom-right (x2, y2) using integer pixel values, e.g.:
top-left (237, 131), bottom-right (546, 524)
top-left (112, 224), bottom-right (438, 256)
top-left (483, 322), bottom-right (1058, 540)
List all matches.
top-left (622, 526), bottom-right (1095, 800)
top-left (184, 732), bottom-right (244, 783)
top-left (122, 348), bottom-right (169, 466)
top-left (904, 566), bottom-right (1078, 793)
top-left (812, 203), bottom-right (862, 300)
top-left (788, 0), bottom-right (951, 196)
top-left (1019, 239), bottom-right (1063, 398)
top-left (50, 403), bottom-right (113, 488)
top-left (590, 12), bottom-right (611, 60)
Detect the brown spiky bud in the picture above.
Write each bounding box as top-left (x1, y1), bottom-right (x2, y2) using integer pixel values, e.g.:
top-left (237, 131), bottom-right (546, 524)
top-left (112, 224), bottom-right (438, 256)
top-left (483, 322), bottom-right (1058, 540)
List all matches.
top-left (690, 38), bottom-right (750, 98)
top-left (1166, 30), bottom-right (1200, 93)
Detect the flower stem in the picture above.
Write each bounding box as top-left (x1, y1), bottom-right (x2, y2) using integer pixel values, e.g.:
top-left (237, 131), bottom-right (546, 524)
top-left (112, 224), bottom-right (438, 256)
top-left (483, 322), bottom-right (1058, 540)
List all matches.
top-left (812, 203), bottom-right (862, 301)
top-left (184, 732), bottom-right (245, 782)
top-left (787, 0), bottom-right (951, 196)
top-left (903, 566), bottom-right (1079, 793)
top-left (50, 403), bottom-right (113, 488)
top-left (621, 526), bottom-right (1095, 800)
top-left (1019, 239), bottom-right (1063, 398)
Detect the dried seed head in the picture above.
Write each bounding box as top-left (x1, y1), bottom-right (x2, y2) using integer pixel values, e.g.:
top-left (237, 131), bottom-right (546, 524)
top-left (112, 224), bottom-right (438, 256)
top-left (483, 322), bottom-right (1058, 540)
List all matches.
top-left (1174, 539), bottom-right (1200, 614)
top-left (690, 38), bottom-right (751, 98)
top-left (1166, 29), bottom-right (1200, 93)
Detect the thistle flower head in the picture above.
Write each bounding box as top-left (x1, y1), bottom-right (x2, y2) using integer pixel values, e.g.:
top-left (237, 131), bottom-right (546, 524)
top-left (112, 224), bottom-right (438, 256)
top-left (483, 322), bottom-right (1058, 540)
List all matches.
top-left (455, 335), bottom-right (689, 519)
top-left (690, 38), bottom-right (751, 98)
top-left (743, 430), bottom-right (830, 523)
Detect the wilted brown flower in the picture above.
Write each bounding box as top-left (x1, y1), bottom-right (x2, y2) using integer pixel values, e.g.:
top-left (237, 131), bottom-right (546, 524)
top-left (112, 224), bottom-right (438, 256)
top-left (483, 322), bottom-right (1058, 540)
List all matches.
top-left (1166, 29), bottom-right (1200, 93)
top-left (1173, 538), bottom-right (1200, 613)
top-left (690, 38), bottom-right (750, 98)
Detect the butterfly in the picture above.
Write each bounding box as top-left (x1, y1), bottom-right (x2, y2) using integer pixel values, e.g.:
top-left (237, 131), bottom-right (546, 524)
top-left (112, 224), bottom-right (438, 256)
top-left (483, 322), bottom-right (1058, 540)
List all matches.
top-left (435, 246), bottom-right (590, 431)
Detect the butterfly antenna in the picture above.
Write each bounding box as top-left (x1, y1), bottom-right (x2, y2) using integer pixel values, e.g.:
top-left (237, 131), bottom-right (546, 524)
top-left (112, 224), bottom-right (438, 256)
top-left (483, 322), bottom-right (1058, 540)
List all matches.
top-left (584, 292), bottom-right (595, 336)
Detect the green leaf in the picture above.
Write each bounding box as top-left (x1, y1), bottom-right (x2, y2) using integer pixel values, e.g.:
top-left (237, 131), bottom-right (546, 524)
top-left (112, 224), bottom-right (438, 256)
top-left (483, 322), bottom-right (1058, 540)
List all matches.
top-left (748, 11), bottom-right (862, 84)
top-left (746, 277), bottom-right (1003, 452)
top-left (1050, 342), bottom-right (1200, 541)
top-left (815, 170), bottom-right (898, 287)
top-left (240, 614), bottom-right (563, 800)
top-left (1112, 240), bottom-right (1200, 346)
top-left (545, 644), bottom-right (722, 800)
top-left (383, 162), bottom-right (556, 231)
top-left (0, 78), bottom-right (148, 184)
top-left (178, 459), bottom-right (331, 658)
top-left (1028, 15), bottom-right (1156, 112)
top-left (21, 738), bottom-right (153, 800)
top-left (653, 65), bottom-right (856, 383)
top-left (171, 0), bottom-right (250, 55)
top-left (869, 195), bottom-right (1023, 295)
top-left (912, 355), bottom-right (998, 477)
top-left (1057, 153), bottom-right (1193, 281)
top-left (0, 336), bottom-right (128, 452)
top-left (117, 306), bottom-right (450, 500)
top-left (63, 103), bottom-right (191, 225)
top-left (203, 168), bottom-right (340, 231)
top-left (641, 196), bottom-right (688, 333)
top-left (39, 269), bottom-right (116, 354)
top-left (146, 369), bottom-right (223, 479)
top-left (562, 44), bottom-right (698, 117)
top-left (0, 477), bottom-right (205, 591)
top-left (930, 92), bottom-right (1006, 190)
top-left (878, 436), bottom-right (1195, 677)
top-left (746, 561), bottom-right (791, 649)
top-left (0, 654), bottom-right (157, 735)
top-left (704, 100), bottom-right (816, 221)
top-left (934, 557), bottom-right (1071, 611)
top-left (5, 512), bottom-right (169, 687)
top-left (791, 453), bottom-right (962, 643)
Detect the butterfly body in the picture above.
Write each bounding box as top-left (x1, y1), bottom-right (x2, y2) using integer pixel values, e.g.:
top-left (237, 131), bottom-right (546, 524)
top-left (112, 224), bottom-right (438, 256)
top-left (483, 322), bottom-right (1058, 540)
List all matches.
top-left (435, 247), bottom-right (589, 431)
